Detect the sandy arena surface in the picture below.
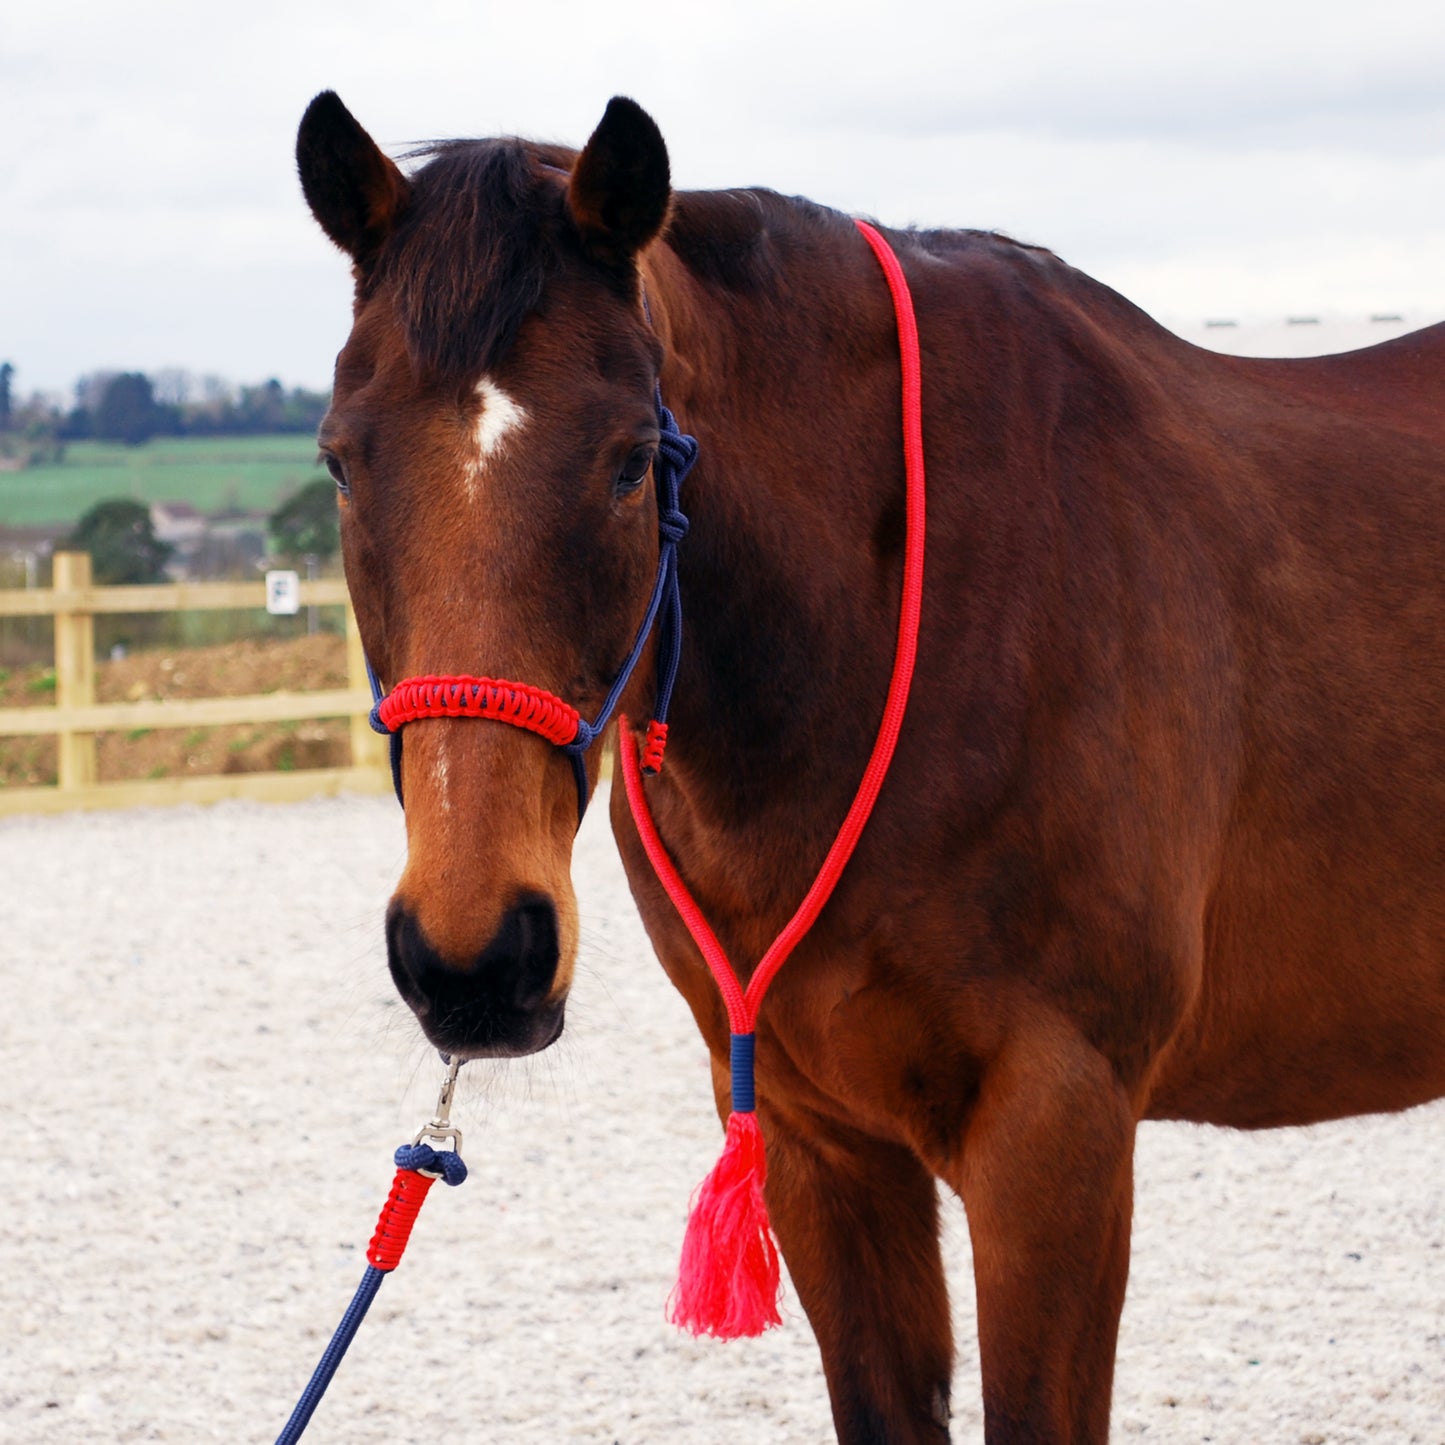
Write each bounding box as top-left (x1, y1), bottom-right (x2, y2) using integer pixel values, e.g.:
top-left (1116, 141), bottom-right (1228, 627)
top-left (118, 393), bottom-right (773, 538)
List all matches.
top-left (3, 791), bottom-right (1442, 1443)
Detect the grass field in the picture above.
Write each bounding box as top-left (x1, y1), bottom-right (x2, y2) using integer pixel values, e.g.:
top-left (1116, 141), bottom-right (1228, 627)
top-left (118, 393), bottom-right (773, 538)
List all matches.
top-left (0, 435), bottom-right (327, 527)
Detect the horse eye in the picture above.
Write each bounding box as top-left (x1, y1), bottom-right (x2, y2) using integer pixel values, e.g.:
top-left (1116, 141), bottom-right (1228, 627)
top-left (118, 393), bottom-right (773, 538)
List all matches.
top-left (320, 451), bottom-right (350, 494)
top-left (615, 445), bottom-right (654, 494)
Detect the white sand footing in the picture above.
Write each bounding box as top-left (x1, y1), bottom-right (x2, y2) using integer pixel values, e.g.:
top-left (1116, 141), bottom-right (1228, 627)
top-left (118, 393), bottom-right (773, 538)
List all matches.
top-left (3, 791), bottom-right (1441, 1442)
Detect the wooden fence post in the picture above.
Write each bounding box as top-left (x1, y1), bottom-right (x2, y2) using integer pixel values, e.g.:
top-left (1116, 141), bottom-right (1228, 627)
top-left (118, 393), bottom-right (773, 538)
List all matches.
top-left (52, 551), bottom-right (98, 789)
top-left (345, 600), bottom-right (388, 772)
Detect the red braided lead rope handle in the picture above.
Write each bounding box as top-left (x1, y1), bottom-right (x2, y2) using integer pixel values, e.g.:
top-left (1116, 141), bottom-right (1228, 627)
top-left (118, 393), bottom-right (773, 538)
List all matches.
top-left (377, 674), bottom-right (581, 747)
top-left (621, 216), bottom-right (928, 1037)
top-left (365, 1168), bottom-right (438, 1271)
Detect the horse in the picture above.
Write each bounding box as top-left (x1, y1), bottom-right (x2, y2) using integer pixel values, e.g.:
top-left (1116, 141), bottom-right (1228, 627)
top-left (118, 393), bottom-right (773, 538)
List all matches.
top-left (295, 91), bottom-right (1445, 1443)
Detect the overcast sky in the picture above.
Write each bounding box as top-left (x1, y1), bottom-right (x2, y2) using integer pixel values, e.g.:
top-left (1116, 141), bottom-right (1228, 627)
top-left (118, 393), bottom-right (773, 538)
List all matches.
top-left (4, 0), bottom-right (1443, 399)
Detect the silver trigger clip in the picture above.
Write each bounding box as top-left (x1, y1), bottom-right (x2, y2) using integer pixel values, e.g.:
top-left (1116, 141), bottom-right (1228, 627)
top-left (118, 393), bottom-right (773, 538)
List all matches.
top-left (412, 1054), bottom-right (464, 1174)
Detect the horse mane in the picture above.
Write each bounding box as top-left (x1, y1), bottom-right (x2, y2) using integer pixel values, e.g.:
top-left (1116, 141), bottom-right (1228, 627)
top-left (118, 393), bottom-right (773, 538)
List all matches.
top-left (665, 188), bottom-right (846, 291)
top-left (665, 186), bottom-right (1066, 299)
top-left (372, 138), bottom-right (576, 381)
top-left (372, 136), bottom-right (1073, 382)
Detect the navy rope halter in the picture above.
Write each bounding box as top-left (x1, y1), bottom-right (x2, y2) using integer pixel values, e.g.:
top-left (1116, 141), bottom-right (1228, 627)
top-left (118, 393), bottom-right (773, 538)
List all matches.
top-left (364, 395), bottom-right (697, 822)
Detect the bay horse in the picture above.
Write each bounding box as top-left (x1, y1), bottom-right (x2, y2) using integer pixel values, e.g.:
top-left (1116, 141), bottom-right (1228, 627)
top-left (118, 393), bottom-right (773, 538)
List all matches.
top-left (296, 91), bottom-right (1445, 1443)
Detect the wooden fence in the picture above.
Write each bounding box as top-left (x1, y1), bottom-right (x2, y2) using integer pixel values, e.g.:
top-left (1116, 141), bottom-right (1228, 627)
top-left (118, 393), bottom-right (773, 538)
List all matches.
top-left (0, 552), bottom-right (389, 815)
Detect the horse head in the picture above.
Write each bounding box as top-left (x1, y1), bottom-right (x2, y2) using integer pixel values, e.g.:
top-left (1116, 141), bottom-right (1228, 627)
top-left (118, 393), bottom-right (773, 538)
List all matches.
top-left (297, 92), bottom-right (674, 1058)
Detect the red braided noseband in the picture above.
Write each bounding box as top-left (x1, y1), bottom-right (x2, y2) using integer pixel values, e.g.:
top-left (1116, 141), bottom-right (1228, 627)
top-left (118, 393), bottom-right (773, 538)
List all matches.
top-left (376, 674), bottom-right (581, 747)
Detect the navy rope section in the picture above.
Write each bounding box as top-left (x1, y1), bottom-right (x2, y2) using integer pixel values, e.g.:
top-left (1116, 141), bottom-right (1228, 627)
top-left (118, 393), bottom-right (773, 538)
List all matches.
top-left (274, 1265), bottom-right (384, 1445)
top-left (274, 1143), bottom-right (466, 1445)
top-left (364, 396), bottom-right (696, 824)
top-left (729, 1031), bottom-right (757, 1113)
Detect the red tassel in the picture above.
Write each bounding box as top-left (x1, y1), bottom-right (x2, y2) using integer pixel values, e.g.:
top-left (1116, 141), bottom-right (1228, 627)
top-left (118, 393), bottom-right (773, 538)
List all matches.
top-left (669, 1110), bottom-right (781, 1338)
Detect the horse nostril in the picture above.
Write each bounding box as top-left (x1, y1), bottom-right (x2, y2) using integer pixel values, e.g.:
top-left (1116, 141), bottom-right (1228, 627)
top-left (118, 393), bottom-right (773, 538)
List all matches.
top-left (480, 892), bottom-right (560, 1011)
top-left (386, 903), bottom-right (439, 1012)
top-left (385, 893), bottom-right (562, 1037)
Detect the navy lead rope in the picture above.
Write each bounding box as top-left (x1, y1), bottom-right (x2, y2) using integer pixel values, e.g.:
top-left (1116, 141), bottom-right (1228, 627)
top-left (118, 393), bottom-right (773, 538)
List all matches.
top-left (275, 1142), bottom-right (467, 1444)
top-left (364, 396), bottom-right (696, 822)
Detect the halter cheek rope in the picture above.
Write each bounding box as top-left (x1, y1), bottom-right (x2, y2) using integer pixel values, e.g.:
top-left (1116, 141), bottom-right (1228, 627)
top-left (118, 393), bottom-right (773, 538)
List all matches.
top-left (619, 218), bottom-right (928, 1338)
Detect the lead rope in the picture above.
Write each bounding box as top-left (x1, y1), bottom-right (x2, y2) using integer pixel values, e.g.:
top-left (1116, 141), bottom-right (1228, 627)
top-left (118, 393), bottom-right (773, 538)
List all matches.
top-left (619, 218), bottom-right (927, 1338)
top-left (274, 1058), bottom-right (468, 1443)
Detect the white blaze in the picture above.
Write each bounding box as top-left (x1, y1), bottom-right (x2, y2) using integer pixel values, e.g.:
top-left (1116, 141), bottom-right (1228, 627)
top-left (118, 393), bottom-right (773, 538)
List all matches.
top-left (470, 378), bottom-right (528, 498)
top-left (434, 736), bottom-right (451, 813)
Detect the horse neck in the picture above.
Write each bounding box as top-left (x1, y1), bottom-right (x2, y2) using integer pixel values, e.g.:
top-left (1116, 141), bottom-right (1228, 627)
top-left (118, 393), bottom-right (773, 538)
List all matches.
top-left (639, 198), bottom-right (916, 848)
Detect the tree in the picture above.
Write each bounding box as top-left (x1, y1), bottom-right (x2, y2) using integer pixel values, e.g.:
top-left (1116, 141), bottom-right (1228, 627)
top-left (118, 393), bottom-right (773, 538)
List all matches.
top-left (0, 362), bottom-right (13, 430)
top-left (269, 478), bottom-right (340, 561)
top-left (238, 378), bottom-right (286, 433)
top-left (3, 389), bottom-right (65, 464)
top-left (280, 386), bottom-right (329, 433)
top-left (95, 372), bottom-right (163, 445)
top-left (63, 499), bottom-right (173, 584)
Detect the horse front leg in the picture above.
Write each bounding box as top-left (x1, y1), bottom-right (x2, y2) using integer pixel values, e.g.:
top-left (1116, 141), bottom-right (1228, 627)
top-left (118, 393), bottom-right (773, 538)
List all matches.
top-left (763, 1114), bottom-right (955, 1444)
top-left (945, 1021), bottom-right (1137, 1444)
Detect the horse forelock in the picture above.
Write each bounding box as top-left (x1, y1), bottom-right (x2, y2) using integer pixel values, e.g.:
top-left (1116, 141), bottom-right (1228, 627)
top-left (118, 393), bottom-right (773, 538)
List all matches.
top-left (370, 139), bottom-right (573, 383)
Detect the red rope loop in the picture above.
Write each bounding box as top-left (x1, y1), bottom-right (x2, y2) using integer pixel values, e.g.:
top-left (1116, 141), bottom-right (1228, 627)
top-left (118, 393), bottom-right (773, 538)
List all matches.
top-left (621, 216), bottom-right (928, 1035)
top-left (619, 220), bottom-right (928, 1339)
top-left (366, 1168), bottom-right (438, 1272)
top-left (377, 674), bottom-right (581, 747)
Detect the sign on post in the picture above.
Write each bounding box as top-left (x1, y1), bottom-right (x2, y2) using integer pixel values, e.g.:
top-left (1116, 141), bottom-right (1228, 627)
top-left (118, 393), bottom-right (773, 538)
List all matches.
top-left (265, 570), bottom-right (301, 615)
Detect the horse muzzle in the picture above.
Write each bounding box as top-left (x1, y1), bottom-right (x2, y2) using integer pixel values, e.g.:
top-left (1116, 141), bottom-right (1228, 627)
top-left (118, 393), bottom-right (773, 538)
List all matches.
top-left (385, 891), bottom-right (567, 1057)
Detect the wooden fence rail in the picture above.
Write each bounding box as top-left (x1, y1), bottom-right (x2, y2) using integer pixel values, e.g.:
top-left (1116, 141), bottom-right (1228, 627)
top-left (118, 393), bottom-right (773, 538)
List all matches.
top-left (0, 552), bottom-right (389, 816)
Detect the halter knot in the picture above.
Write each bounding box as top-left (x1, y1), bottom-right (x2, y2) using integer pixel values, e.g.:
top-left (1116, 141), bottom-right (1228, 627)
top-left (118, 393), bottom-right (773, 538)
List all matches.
top-left (562, 718), bottom-right (598, 754)
top-left (657, 406), bottom-right (699, 477)
top-left (393, 1141), bottom-right (469, 1186)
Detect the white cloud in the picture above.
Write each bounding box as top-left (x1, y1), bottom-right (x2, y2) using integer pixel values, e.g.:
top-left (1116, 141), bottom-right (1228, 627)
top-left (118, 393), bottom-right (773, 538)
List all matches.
top-left (3, 0), bottom-right (1442, 396)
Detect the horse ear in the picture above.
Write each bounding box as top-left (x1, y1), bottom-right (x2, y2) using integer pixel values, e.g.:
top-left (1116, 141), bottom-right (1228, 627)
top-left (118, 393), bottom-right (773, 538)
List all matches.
top-left (296, 91), bottom-right (409, 268)
top-left (567, 97), bottom-right (671, 265)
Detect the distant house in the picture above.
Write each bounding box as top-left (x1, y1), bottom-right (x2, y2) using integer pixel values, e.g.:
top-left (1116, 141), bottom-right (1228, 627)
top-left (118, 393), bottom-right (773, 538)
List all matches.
top-left (149, 501), bottom-right (269, 579)
top-left (203, 507), bottom-right (269, 573)
top-left (148, 502), bottom-right (207, 579)
top-left (149, 501), bottom-right (208, 548)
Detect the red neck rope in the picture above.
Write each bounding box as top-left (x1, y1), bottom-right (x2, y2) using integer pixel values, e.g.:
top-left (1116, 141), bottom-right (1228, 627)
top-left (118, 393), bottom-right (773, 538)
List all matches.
top-left (620, 218), bottom-right (927, 1337)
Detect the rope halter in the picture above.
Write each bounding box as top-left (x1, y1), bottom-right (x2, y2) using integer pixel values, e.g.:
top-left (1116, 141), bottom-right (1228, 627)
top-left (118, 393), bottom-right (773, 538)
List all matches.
top-left (364, 399), bottom-right (698, 820)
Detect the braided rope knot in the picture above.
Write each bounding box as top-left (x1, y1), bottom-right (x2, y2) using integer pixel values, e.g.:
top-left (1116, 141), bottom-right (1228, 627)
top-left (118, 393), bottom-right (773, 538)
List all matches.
top-left (394, 1141), bottom-right (469, 1186)
top-left (374, 674), bottom-right (581, 746)
top-left (657, 408), bottom-right (699, 481)
top-left (639, 719), bottom-right (669, 774)
top-left (561, 718), bottom-right (598, 755)
top-left (658, 508), bottom-right (689, 544)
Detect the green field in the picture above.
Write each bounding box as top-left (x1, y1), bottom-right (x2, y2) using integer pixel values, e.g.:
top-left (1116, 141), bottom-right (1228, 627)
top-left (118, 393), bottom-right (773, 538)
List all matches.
top-left (0, 435), bottom-right (328, 527)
